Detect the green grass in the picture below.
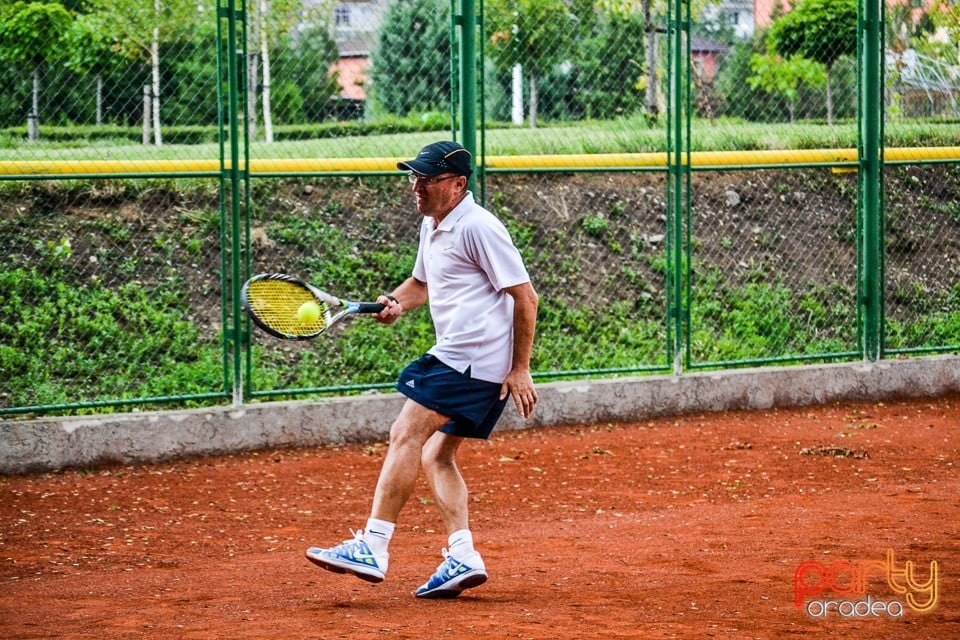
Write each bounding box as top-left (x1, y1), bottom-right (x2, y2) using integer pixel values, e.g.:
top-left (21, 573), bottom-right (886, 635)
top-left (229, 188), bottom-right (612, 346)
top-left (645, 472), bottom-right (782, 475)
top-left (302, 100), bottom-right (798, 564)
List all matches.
top-left (0, 242), bottom-right (960, 407)
top-left (690, 280), bottom-right (858, 362)
top-left (0, 267), bottom-right (226, 409)
top-left (6, 250), bottom-right (956, 414)
top-left (3, 117), bottom-right (959, 164)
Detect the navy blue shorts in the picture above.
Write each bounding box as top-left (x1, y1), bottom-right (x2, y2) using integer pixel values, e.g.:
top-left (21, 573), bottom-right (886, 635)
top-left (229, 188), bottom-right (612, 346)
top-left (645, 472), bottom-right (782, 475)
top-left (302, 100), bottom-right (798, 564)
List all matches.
top-left (396, 354), bottom-right (508, 440)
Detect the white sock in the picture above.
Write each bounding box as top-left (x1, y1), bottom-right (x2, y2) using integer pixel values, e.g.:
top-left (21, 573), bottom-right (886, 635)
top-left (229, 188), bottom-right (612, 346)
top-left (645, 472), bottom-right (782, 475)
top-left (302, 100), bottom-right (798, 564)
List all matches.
top-left (447, 529), bottom-right (476, 560)
top-left (364, 518), bottom-right (395, 556)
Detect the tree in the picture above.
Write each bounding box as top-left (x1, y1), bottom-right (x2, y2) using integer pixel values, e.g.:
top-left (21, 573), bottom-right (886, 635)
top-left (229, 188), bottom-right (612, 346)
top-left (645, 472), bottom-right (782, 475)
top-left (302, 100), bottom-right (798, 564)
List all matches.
top-left (924, 1), bottom-right (960, 115)
top-left (93, 0), bottom-right (201, 145)
top-left (714, 36), bottom-right (770, 121)
top-left (277, 24), bottom-right (341, 123)
top-left (641, 0), bottom-right (659, 119)
top-left (245, 0), bottom-right (327, 141)
top-left (0, 1), bottom-right (73, 141)
top-left (63, 10), bottom-right (136, 126)
top-left (369, 0), bottom-right (451, 117)
top-left (748, 53), bottom-right (826, 122)
top-left (593, 0), bottom-right (721, 122)
top-left (162, 18), bottom-right (221, 128)
top-left (574, 8), bottom-right (648, 119)
top-left (767, 0), bottom-right (857, 124)
top-left (927, 0), bottom-right (959, 57)
top-left (486, 0), bottom-right (580, 128)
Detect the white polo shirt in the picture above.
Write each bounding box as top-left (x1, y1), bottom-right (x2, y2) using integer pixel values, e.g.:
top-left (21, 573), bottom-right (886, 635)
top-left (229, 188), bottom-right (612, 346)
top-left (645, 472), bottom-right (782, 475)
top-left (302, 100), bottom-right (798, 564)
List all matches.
top-left (413, 191), bottom-right (531, 384)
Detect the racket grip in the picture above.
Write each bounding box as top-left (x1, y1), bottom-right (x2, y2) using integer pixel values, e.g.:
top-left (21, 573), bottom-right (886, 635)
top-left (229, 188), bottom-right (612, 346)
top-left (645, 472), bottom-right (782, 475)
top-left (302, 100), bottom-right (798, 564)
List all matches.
top-left (356, 302), bottom-right (386, 314)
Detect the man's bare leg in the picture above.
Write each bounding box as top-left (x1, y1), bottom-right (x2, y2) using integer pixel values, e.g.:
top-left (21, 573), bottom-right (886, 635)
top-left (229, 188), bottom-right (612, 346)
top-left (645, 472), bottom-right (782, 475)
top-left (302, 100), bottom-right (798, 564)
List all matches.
top-left (370, 399), bottom-right (451, 523)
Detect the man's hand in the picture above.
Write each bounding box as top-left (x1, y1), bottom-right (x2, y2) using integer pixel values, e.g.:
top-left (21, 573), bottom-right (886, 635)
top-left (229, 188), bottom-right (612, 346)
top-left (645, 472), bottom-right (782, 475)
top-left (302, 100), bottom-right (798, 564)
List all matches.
top-left (501, 368), bottom-right (538, 419)
top-left (374, 295), bottom-right (402, 324)
top-left (374, 278), bottom-right (427, 325)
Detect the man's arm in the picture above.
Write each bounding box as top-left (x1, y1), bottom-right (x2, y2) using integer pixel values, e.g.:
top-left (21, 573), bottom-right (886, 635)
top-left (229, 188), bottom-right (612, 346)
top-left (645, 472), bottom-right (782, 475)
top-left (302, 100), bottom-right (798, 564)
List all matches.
top-left (500, 281), bottom-right (539, 418)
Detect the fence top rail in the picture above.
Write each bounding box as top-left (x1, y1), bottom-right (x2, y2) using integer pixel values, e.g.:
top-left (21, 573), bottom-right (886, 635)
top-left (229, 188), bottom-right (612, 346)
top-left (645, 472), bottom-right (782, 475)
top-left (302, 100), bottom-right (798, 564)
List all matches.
top-left (0, 147), bottom-right (957, 178)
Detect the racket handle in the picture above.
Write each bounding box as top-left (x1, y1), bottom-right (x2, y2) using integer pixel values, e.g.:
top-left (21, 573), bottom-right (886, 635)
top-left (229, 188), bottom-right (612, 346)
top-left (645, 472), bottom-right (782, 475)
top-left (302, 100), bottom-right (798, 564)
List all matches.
top-left (356, 302), bottom-right (386, 314)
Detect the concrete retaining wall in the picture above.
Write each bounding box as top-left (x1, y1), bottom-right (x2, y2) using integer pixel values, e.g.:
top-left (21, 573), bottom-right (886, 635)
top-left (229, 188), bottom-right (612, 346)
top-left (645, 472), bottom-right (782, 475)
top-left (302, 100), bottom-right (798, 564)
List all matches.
top-left (3, 354), bottom-right (958, 474)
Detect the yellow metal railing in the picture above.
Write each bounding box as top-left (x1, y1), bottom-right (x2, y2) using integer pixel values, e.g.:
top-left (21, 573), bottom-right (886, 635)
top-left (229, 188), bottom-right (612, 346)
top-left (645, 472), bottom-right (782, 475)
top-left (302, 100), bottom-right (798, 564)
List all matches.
top-left (2, 147), bottom-right (959, 176)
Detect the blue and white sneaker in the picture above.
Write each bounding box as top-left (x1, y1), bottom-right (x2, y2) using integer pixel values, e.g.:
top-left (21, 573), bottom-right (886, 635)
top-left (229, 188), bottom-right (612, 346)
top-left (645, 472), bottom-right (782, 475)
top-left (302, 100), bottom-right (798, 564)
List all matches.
top-left (305, 530), bottom-right (388, 583)
top-left (415, 549), bottom-right (487, 599)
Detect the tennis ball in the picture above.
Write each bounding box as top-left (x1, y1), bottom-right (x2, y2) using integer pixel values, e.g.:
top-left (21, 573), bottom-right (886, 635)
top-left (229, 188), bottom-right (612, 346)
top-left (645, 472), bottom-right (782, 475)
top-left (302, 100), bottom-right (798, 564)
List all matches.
top-left (296, 301), bottom-right (321, 324)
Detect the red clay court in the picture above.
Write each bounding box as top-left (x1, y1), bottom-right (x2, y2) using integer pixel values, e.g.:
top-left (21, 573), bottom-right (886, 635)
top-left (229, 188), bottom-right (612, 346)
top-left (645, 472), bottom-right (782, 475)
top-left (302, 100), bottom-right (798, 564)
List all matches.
top-left (2, 394), bottom-right (958, 639)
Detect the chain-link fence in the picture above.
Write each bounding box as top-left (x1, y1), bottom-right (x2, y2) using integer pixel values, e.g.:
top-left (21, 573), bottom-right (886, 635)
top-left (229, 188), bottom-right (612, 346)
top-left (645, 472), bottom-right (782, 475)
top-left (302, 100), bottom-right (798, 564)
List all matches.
top-left (1, 0), bottom-right (959, 416)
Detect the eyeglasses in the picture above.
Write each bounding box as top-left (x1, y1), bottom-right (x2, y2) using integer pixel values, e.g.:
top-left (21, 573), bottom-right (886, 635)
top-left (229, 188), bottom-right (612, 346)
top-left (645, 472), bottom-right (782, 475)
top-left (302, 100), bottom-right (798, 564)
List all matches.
top-left (407, 173), bottom-right (460, 186)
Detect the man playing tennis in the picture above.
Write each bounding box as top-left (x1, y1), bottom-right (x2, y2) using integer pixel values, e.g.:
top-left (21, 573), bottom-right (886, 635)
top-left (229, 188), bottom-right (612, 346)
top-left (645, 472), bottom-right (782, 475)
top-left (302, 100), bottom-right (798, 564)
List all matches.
top-left (306, 140), bottom-right (539, 598)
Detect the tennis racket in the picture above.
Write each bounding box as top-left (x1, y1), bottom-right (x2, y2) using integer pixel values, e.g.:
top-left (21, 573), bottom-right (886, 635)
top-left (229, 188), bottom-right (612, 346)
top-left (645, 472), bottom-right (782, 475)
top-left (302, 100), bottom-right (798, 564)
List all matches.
top-left (241, 273), bottom-right (385, 340)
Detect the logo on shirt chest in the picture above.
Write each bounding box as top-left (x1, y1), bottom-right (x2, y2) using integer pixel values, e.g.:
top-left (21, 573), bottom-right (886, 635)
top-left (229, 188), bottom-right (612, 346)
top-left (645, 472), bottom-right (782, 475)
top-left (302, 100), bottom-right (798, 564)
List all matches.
top-left (434, 242), bottom-right (456, 253)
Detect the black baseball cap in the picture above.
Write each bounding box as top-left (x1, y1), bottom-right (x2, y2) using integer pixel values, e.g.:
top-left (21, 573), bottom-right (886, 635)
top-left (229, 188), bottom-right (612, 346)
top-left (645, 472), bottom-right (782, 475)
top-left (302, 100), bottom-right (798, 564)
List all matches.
top-left (397, 141), bottom-right (473, 177)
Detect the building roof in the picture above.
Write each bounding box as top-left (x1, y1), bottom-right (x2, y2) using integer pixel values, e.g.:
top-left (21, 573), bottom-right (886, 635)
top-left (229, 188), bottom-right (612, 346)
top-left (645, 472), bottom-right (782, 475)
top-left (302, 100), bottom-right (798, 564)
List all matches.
top-left (691, 36), bottom-right (729, 53)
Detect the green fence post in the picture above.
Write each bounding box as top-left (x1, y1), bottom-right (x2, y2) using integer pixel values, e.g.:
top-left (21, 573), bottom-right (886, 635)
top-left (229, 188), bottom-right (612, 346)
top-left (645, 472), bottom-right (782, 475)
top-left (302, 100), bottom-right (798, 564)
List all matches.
top-left (666, 0), bottom-right (690, 374)
top-left (216, 0), bottom-right (229, 402)
top-left (859, 0), bottom-right (883, 362)
top-left (217, 0), bottom-right (246, 405)
top-left (456, 0), bottom-right (478, 190)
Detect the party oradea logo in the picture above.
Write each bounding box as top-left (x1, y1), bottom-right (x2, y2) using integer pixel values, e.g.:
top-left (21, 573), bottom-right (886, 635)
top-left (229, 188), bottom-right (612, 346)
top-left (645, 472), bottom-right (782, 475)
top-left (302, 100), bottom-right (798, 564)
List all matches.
top-left (794, 549), bottom-right (939, 619)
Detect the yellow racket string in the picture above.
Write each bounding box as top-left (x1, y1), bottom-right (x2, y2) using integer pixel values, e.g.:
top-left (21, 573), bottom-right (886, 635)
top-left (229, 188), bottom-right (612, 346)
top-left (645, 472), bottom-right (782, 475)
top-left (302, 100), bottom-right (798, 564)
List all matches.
top-left (246, 279), bottom-right (329, 335)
